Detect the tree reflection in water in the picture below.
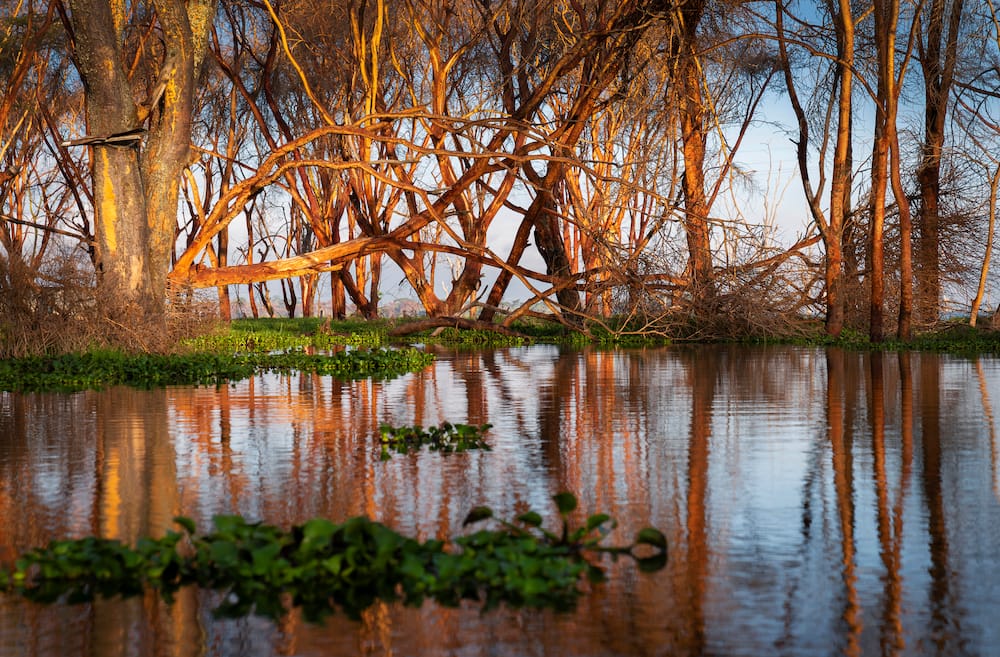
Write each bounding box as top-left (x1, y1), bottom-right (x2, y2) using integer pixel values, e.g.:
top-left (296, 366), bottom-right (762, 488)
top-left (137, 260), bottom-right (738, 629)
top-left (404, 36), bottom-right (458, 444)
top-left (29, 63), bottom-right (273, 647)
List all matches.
top-left (2, 346), bottom-right (1000, 656)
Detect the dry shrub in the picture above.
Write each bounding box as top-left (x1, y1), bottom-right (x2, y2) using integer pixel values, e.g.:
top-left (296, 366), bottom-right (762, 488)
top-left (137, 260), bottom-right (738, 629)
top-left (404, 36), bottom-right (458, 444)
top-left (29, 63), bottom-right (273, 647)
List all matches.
top-left (0, 253), bottom-right (220, 358)
top-left (598, 257), bottom-right (819, 341)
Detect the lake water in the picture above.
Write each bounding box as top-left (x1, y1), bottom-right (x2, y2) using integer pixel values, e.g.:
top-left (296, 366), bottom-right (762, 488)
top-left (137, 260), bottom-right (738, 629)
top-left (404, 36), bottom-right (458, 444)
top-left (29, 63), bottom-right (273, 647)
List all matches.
top-left (2, 345), bottom-right (1000, 656)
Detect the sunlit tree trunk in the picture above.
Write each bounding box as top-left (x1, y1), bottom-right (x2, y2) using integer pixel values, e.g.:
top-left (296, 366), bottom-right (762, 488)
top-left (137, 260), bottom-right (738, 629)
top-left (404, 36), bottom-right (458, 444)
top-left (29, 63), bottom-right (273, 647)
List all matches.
top-left (827, 0), bottom-right (856, 337)
top-left (677, 0), bottom-right (713, 295)
top-left (868, 0), bottom-right (895, 343)
top-left (776, 0), bottom-right (850, 336)
top-left (971, 166), bottom-right (999, 326)
top-left (871, 0), bottom-right (912, 342)
top-left (893, 126), bottom-right (914, 340)
top-left (66, 1), bottom-right (151, 310)
top-left (66, 0), bottom-right (215, 319)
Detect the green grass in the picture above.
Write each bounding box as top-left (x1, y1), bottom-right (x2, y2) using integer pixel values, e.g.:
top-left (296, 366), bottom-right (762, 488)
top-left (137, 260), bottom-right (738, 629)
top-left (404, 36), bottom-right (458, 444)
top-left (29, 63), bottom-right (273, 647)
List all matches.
top-left (184, 317), bottom-right (390, 352)
top-left (759, 322), bottom-right (1000, 355)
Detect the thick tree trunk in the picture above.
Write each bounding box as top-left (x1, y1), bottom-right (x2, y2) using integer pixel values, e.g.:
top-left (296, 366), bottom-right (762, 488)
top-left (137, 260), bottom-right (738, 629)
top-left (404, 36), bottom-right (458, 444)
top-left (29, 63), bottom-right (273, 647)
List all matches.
top-left (868, 0), bottom-right (898, 344)
top-left (143, 0), bottom-right (214, 314)
top-left (67, 0), bottom-right (215, 321)
top-left (869, 130), bottom-right (889, 343)
top-left (330, 271), bottom-right (346, 319)
top-left (67, 1), bottom-right (152, 309)
top-left (916, 169), bottom-right (942, 325)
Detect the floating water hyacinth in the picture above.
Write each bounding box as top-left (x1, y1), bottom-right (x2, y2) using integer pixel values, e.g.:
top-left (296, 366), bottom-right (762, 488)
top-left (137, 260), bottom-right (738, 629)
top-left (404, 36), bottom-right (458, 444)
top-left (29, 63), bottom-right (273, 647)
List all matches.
top-left (378, 422), bottom-right (493, 459)
top-left (2, 494), bottom-right (667, 622)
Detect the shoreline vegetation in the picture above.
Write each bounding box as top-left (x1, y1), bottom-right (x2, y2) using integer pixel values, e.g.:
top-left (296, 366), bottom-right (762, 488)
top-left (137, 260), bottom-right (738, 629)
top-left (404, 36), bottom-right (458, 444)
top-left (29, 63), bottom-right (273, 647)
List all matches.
top-left (3, 314), bottom-right (1000, 393)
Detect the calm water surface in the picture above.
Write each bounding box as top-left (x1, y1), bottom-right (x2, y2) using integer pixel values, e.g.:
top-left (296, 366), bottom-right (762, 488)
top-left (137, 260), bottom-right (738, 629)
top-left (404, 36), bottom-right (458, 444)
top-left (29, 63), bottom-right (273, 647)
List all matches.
top-left (2, 345), bottom-right (1000, 656)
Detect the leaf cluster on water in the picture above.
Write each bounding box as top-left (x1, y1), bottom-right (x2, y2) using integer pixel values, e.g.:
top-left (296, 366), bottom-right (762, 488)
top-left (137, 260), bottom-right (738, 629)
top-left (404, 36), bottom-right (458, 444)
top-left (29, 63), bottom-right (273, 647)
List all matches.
top-left (0, 494), bottom-right (667, 622)
top-left (378, 422), bottom-right (492, 460)
top-left (0, 348), bottom-right (434, 392)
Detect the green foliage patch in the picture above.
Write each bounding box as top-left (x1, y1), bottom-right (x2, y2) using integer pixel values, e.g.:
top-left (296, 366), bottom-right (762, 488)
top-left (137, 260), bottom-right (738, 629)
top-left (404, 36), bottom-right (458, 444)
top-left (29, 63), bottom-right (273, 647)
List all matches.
top-left (378, 422), bottom-right (492, 459)
top-left (0, 348), bottom-right (434, 392)
top-left (429, 327), bottom-right (530, 347)
top-left (2, 494), bottom-right (667, 621)
top-left (774, 323), bottom-right (1000, 354)
top-left (183, 317), bottom-right (389, 352)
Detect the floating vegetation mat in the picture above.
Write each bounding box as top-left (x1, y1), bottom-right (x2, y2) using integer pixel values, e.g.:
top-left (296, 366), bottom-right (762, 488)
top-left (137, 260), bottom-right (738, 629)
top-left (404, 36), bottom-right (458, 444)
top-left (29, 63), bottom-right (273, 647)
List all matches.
top-left (378, 422), bottom-right (493, 459)
top-left (0, 494), bottom-right (667, 622)
top-left (0, 348), bottom-right (435, 392)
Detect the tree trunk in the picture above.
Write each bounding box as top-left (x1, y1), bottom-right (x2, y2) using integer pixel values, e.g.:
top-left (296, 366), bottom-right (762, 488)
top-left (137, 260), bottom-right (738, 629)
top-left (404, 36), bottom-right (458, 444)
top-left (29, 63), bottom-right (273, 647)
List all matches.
top-left (971, 167), bottom-right (999, 327)
top-left (531, 190), bottom-right (582, 323)
top-left (66, 0), bottom-right (215, 321)
top-left (916, 0), bottom-right (964, 326)
top-left (680, 52), bottom-right (713, 295)
top-left (893, 127), bottom-right (914, 340)
top-left (478, 216), bottom-right (533, 323)
top-left (827, 0), bottom-right (856, 337)
top-left (677, 0), bottom-right (713, 297)
top-left (330, 270), bottom-right (346, 319)
top-left (67, 1), bottom-right (152, 310)
top-left (868, 0), bottom-right (899, 344)
top-left (776, 0), bottom-right (849, 337)
top-left (869, 122), bottom-right (889, 343)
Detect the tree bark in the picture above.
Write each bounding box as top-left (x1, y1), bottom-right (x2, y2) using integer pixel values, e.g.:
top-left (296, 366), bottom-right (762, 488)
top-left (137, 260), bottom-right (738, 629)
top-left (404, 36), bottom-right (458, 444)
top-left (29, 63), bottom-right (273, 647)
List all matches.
top-left (67, 0), bottom-right (216, 319)
top-left (916, 0), bottom-right (964, 326)
top-left (679, 44), bottom-right (713, 294)
top-left (66, 0), bottom-right (152, 309)
top-left (827, 0), bottom-right (856, 337)
top-left (971, 166), bottom-right (999, 327)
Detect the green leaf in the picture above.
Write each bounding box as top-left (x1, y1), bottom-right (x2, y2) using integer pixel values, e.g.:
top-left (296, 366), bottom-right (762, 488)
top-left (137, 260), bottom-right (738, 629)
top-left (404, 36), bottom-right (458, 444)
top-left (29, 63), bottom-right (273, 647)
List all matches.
top-left (211, 515), bottom-right (246, 537)
top-left (209, 540), bottom-right (239, 568)
top-left (251, 542), bottom-right (282, 573)
top-left (300, 518), bottom-right (336, 549)
top-left (517, 511), bottom-right (543, 527)
top-left (636, 553), bottom-right (668, 572)
top-left (462, 506), bottom-right (494, 526)
top-left (584, 513), bottom-right (611, 533)
top-left (553, 492), bottom-right (577, 515)
top-left (173, 516), bottom-right (197, 535)
top-left (322, 554), bottom-right (344, 575)
top-left (635, 527), bottom-right (667, 551)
